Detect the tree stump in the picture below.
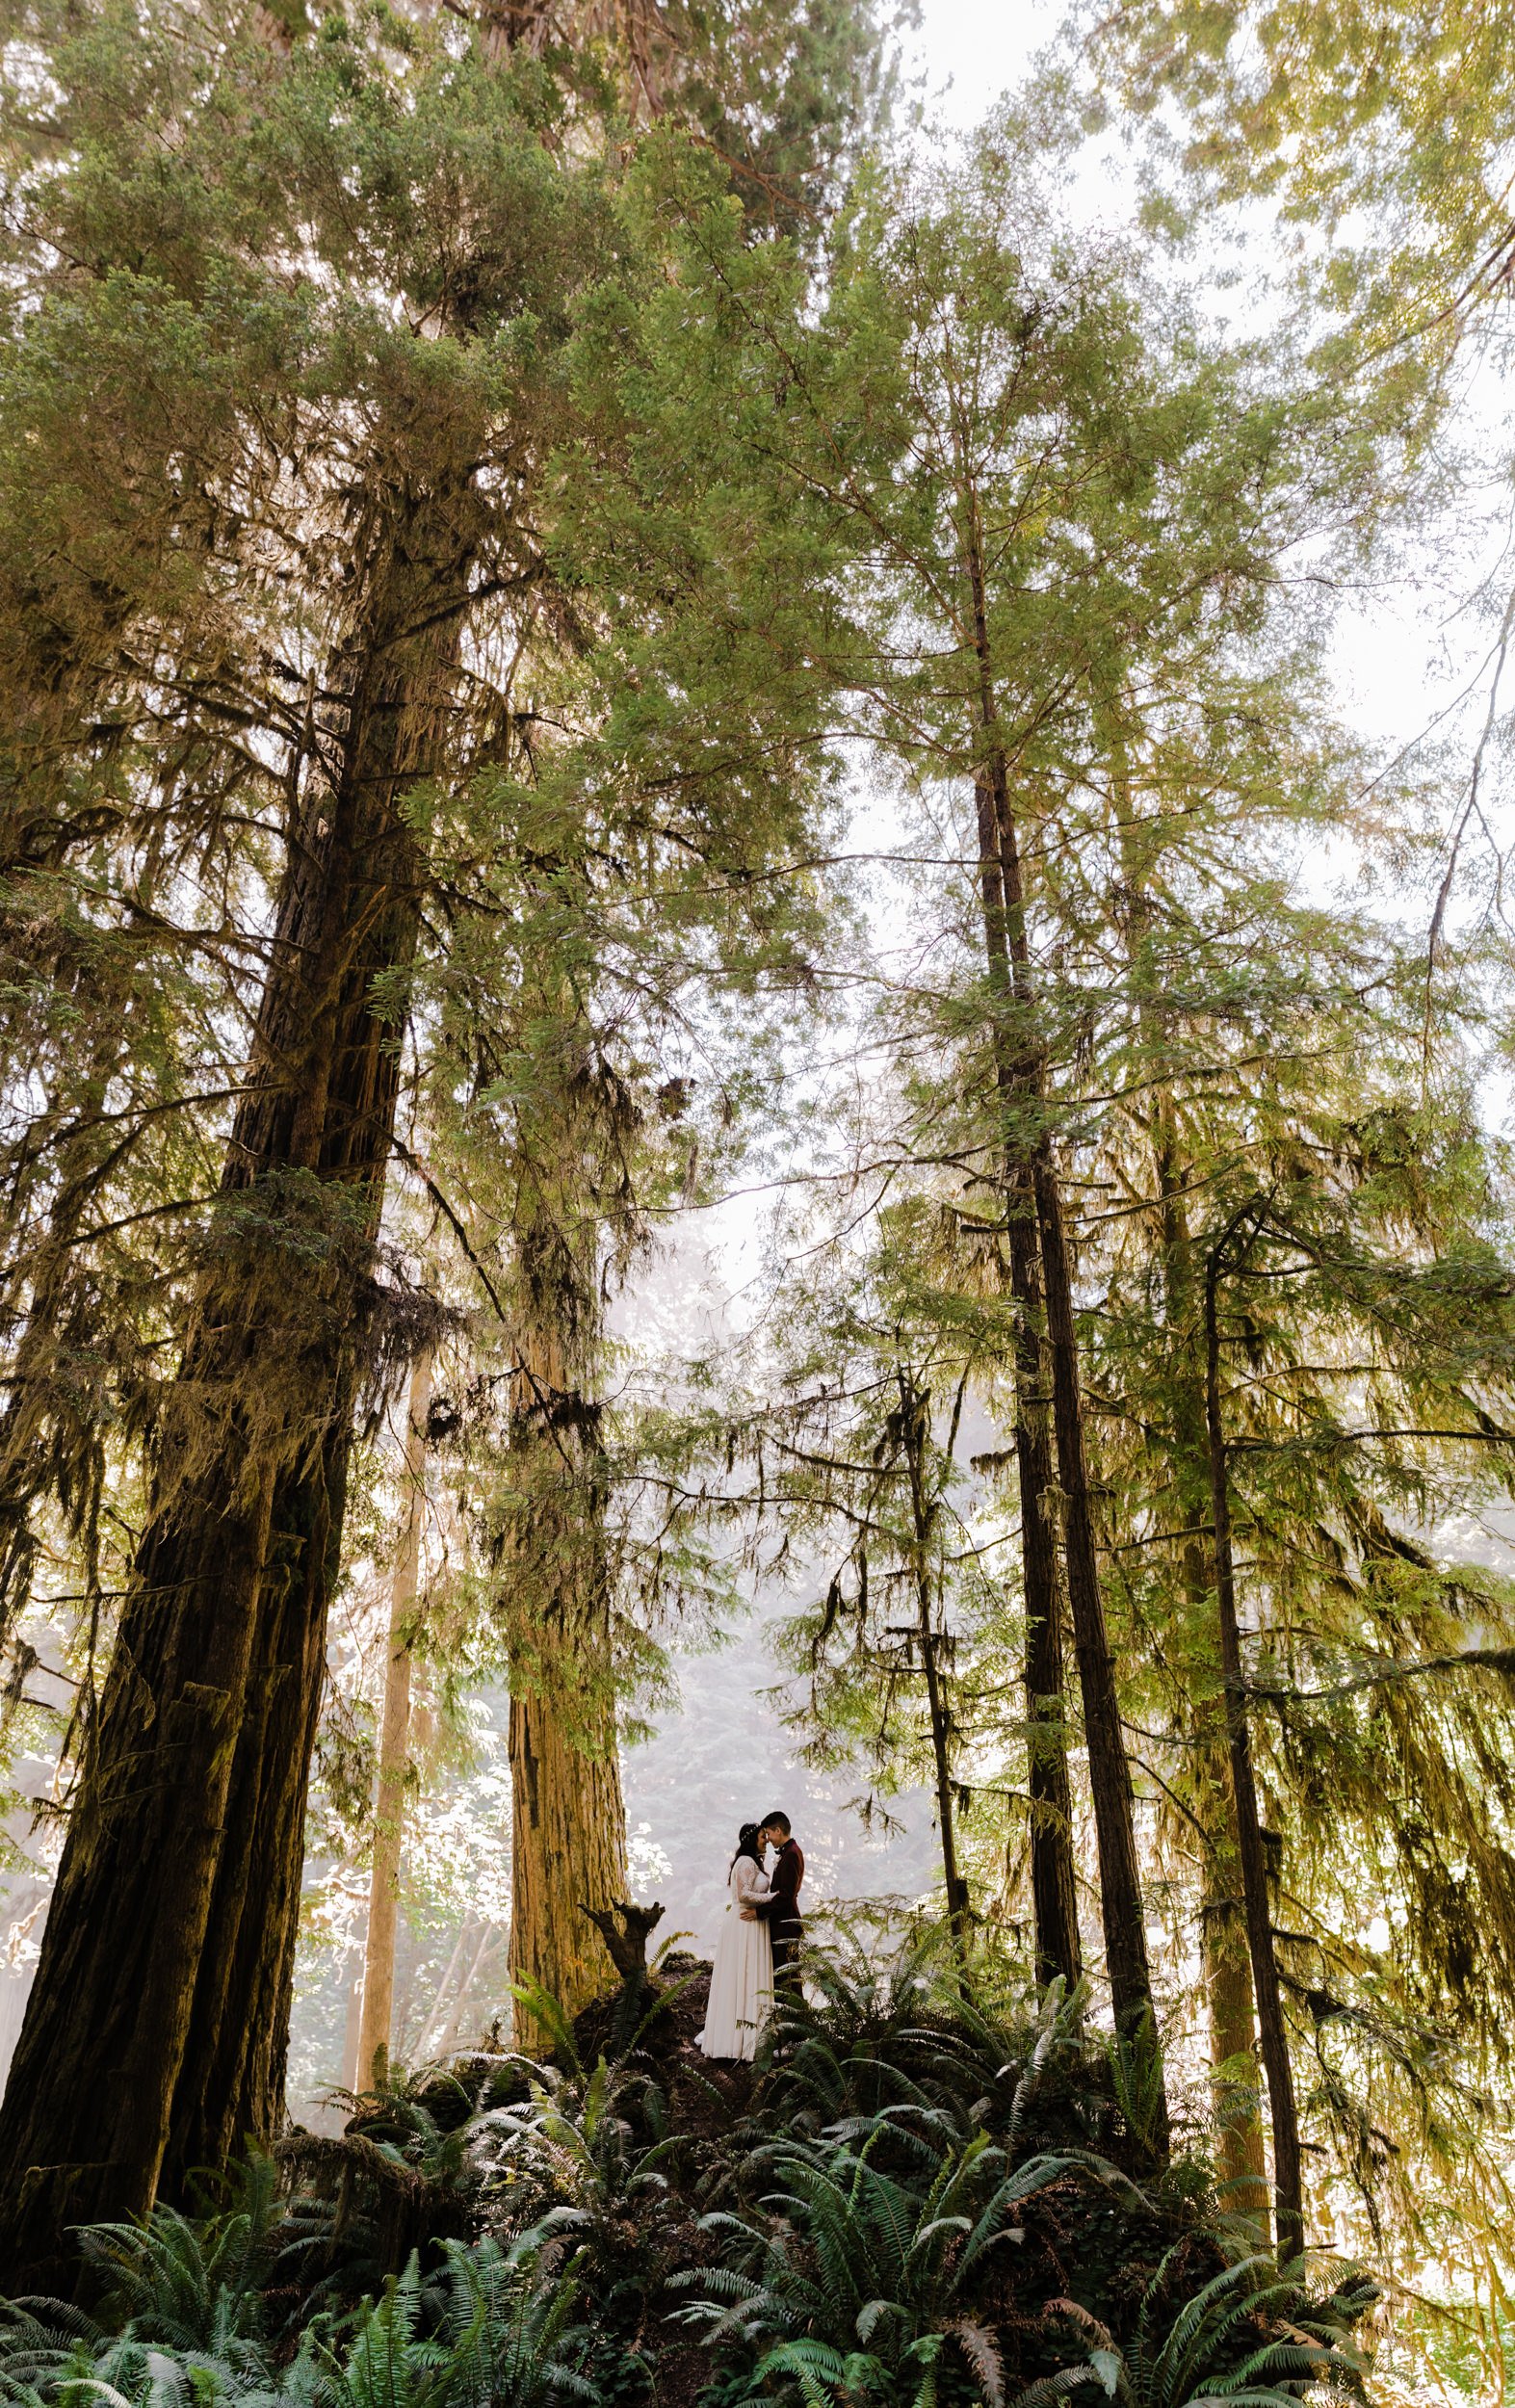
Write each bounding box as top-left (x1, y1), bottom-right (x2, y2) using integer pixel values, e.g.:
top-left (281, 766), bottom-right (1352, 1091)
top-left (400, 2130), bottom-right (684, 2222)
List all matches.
top-left (579, 1898), bottom-right (665, 1983)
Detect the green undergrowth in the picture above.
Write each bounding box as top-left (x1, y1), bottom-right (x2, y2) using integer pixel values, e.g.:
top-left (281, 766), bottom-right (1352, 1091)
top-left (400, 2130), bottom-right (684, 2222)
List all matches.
top-left (0, 1935), bottom-right (1375, 2408)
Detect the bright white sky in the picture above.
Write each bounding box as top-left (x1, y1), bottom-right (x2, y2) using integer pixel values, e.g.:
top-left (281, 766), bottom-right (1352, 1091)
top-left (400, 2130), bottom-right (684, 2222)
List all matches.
top-left (906, 0), bottom-right (1045, 127)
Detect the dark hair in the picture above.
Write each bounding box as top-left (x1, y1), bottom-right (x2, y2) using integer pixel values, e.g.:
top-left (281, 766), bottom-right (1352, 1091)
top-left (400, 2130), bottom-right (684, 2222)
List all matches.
top-left (762, 1810), bottom-right (792, 1837)
top-left (731, 1821), bottom-right (764, 1871)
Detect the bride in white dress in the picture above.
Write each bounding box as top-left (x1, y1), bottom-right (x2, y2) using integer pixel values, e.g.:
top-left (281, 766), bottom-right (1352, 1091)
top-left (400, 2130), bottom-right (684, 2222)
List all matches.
top-left (696, 1823), bottom-right (773, 2060)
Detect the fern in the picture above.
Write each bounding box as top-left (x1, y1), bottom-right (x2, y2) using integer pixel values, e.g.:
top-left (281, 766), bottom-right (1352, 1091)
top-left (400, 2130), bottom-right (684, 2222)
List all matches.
top-left (676, 2118), bottom-right (1087, 2407)
top-left (1034, 2252), bottom-right (1373, 2407)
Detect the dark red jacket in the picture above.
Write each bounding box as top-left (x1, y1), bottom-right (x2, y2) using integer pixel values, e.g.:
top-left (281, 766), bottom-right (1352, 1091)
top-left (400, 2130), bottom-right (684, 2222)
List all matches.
top-left (756, 1838), bottom-right (804, 1936)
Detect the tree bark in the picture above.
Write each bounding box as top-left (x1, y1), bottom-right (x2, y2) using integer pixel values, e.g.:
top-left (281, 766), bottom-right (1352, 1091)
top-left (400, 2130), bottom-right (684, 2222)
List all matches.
top-left (341, 1943), bottom-right (365, 2093)
top-left (972, 738), bottom-right (1163, 2089)
top-left (1129, 956), bottom-right (1267, 2198)
top-left (1022, 1473), bottom-right (1081, 1989)
top-left (1030, 1136), bottom-right (1163, 2095)
top-left (973, 779), bottom-right (1081, 1988)
top-left (0, 481), bottom-right (470, 2285)
top-left (164, 1422), bottom-right (349, 2185)
top-left (504, 1292), bottom-right (627, 2048)
top-left (1204, 1231), bottom-right (1304, 2261)
top-left (357, 1348), bottom-right (432, 2089)
top-left (509, 1679), bottom-right (627, 2041)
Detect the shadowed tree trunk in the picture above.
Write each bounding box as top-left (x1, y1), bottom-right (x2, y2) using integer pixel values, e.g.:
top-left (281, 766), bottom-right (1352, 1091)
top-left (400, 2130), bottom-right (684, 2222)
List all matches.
top-left (1204, 1221), bottom-right (1304, 2261)
top-left (165, 1423), bottom-right (352, 2186)
top-left (0, 477), bottom-right (472, 2285)
top-left (974, 778), bottom-right (1082, 1989)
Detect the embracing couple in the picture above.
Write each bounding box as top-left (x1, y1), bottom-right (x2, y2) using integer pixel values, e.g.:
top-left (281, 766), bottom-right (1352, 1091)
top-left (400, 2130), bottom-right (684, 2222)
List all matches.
top-left (695, 1810), bottom-right (803, 2062)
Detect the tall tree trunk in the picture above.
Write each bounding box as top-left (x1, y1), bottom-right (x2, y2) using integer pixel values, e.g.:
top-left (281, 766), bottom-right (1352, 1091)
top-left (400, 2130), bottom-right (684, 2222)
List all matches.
top-left (505, 1285), bottom-right (627, 2047)
top-left (341, 1945), bottom-right (365, 2093)
top-left (955, 463), bottom-right (1163, 2104)
top-left (1160, 1233), bottom-right (1267, 2199)
top-left (357, 1348), bottom-right (432, 2089)
top-left (1029, 1128), bottom-right (1162, 2098)
top-left (1136, 990), bottom-right (1267, 2196)
top-left (973, 779), bottom-right (1082, 1989)
top-left (0, 482), bottom-right (471, 2284)
top-left (164, 1423), bottom-right (350, 2186)
top-left (1203, 1233), bottom-right (1303, 2260)
top-left (897, 1373), bottom-right (971, 1940)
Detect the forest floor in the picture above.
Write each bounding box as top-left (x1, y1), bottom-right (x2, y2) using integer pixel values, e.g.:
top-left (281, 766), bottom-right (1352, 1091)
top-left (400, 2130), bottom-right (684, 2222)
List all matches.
top-left (0, 1942), bottom-right (1378, 2408)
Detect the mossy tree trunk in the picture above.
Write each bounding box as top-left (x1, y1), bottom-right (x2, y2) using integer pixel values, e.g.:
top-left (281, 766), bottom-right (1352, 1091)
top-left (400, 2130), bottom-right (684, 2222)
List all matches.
top-left (509, 1674), bottom-right (628, 2039)
top-left (503, 1270), bottom-right (627, 2049)
top-left (0, 491), bottom-right (470, 2285)
top-left (1199, 1749), bottom-right (1268, 2207)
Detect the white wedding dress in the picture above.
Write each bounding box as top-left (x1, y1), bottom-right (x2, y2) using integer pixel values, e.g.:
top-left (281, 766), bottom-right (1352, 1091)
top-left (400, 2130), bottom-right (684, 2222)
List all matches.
top-left (696, 1854), bottom-right (774, 2060)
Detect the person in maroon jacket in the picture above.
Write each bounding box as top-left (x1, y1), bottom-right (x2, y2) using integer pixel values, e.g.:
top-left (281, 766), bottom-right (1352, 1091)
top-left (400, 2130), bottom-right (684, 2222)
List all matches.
top-left (744, 1810), bottom-right (803, 1981)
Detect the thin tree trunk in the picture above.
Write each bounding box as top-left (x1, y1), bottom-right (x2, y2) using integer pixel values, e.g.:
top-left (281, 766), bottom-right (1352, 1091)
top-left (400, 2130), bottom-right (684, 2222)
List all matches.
top-left (898, 1373), bottom-right (971, 1939)
top-left (973, 778), bottom-right (1082, 1987)
top-left (0, 484), bottom-right (471, 2285)
top-left (916, 1610), bottom-right (968, 1941)
top-left (433, 1921), bottom-right (496, 2057)
top-left (357, 1348), bottom-right (432, 2088)
top-left (341, 1943), bottom-right (365, 2094)
top-left (422, 1913), bottom-right (474, 2058)
top-left (1031, 1139), bottom-right (1163, 2088)
top-left (956, 462), bottom-right (1158, 2077)
top-left (1023, 1563), bottom-right (1081, 1988)
top-left (1158, 1199), bottom-right (1267, 2198)
top-left (1203, 1237), bottom-right (1303, 2261)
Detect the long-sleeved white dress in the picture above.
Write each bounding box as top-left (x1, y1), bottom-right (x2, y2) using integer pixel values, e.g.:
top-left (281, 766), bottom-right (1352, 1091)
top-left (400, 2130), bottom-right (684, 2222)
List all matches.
top-left (696, 1853), bottom-right (774, 2060)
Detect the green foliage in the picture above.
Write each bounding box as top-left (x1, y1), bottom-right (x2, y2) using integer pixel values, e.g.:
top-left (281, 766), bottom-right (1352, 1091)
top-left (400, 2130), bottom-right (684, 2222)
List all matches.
top-left (1024, 2252), bottom-right (1374, 2408)
top-left (749, 1931), bottom-right (1097, 2149)
top-left (0, 2212), bottom-right (595, 2408)
top-left (0, 1949), bottom-right (1382, 2408)
top-left (473, 2051), bottom-right (683, 2233)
